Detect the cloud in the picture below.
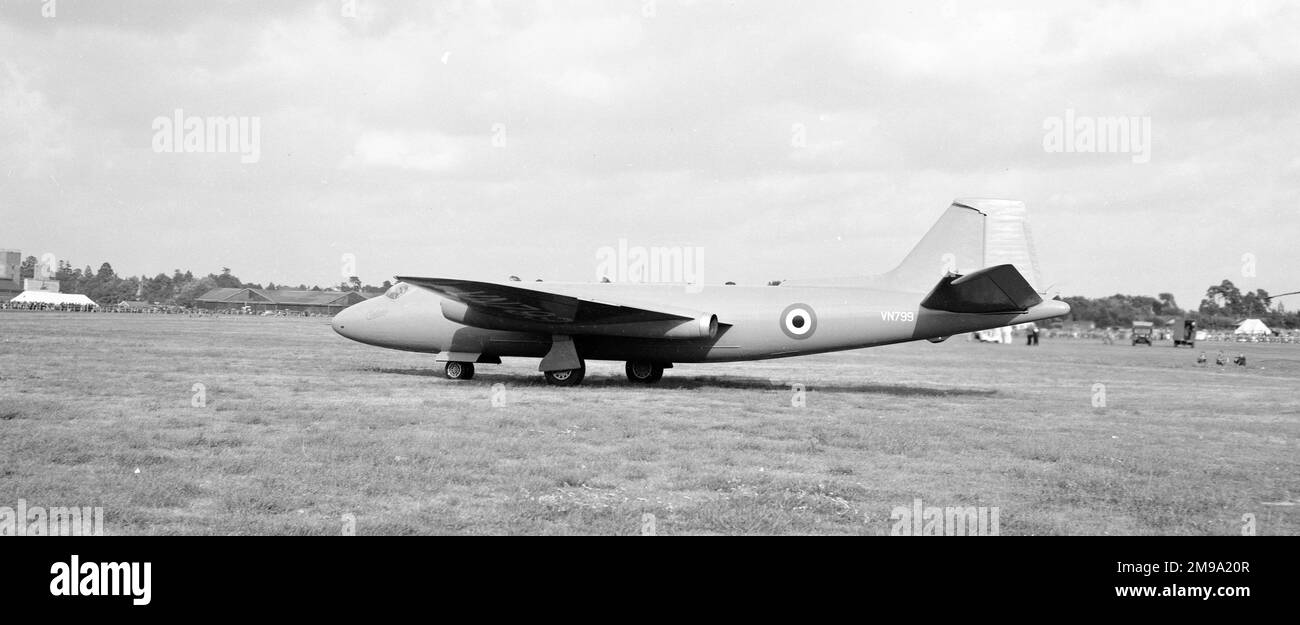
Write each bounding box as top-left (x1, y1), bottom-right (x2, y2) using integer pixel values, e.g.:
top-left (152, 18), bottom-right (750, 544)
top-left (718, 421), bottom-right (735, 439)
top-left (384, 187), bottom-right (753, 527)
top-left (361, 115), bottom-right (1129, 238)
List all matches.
top-left (342, 130), bottom-right (466, 172)
top-left (551, 67), bottom-right (616, 104)
top-left (0, 61), bottom-right (72, 178)
top-left (0, 0), bottom-right (1297, 307)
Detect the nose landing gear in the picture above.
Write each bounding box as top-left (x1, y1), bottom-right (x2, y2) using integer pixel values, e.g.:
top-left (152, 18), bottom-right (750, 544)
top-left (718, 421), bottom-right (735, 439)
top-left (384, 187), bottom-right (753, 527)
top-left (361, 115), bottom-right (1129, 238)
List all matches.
top-left (625, 361), bottom-right (665, 383)
top-left (444, 361), bottom-right (475, 380)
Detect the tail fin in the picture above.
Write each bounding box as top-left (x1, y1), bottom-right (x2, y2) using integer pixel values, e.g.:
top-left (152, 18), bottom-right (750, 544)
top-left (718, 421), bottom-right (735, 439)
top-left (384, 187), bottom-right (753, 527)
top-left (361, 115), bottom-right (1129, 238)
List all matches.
top-left (882, 198), bottom-right (1043, 293)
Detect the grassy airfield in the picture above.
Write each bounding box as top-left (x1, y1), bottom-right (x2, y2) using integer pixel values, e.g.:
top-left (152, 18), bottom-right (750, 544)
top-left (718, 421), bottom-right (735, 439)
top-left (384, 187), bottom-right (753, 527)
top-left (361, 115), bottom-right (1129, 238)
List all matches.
top-left (1, 312), bottom-right (1296, 535)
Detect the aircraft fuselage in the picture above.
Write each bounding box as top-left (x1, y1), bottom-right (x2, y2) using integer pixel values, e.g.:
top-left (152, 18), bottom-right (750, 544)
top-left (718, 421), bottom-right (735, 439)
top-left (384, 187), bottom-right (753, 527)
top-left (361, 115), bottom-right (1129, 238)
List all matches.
top-left (332, 281), bottom-right (1069, 363)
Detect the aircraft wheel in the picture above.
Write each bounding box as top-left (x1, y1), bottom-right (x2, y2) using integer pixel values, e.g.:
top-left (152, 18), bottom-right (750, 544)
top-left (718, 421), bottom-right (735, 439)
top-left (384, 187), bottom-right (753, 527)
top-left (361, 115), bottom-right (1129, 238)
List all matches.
top-left (625, 361), bottom-right (664, 383)
top-left (544, 367), bottom-right (585, 386)
top-left (543, 362), bottom-right (585, 386)
top-left (445, 362), bottom-right (475, 380)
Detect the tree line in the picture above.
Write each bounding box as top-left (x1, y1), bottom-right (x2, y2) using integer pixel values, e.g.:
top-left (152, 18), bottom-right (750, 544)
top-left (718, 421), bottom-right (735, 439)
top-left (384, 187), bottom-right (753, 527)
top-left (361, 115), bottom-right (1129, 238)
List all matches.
top-left (18, 256), bottom-right (389, 307)
top-left (1059, 279), bottom-right (1296, 331)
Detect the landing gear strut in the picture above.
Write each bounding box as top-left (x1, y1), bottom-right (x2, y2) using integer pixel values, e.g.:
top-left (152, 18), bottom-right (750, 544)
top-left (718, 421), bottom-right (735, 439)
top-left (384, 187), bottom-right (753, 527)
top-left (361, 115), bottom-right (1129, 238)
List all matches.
top-left (625, 360), bottom-right (664, 383)
top-left (543, 360), bottom-right (586, 386)
top-left (444, 362), bottom-right (475, 380)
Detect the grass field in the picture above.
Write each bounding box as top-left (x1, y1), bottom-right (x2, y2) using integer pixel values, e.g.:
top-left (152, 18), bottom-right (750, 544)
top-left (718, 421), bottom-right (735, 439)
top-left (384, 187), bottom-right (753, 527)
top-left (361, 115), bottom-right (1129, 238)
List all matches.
top-left (1, 312), bottom-right (1296, 535)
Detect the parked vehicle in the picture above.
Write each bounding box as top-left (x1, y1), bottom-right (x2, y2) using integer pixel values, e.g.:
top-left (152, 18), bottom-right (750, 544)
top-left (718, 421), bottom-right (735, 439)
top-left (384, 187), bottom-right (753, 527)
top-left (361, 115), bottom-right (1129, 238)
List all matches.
top-left (1132, 321), bottom-right (1154, 346)
top-left (1172, 318), bottom-right (1196, 348)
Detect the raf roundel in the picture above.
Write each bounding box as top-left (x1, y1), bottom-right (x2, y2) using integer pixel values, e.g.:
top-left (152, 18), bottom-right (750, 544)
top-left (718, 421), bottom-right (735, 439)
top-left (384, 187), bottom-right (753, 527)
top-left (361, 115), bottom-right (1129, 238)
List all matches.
top-left (779, 303), bottom-right (817, 340)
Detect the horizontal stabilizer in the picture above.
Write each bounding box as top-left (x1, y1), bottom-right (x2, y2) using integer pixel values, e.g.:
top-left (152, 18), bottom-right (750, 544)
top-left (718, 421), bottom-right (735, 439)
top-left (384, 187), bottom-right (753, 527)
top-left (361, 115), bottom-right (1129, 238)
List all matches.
top-left (919, 264), bottom-right (1043, 314)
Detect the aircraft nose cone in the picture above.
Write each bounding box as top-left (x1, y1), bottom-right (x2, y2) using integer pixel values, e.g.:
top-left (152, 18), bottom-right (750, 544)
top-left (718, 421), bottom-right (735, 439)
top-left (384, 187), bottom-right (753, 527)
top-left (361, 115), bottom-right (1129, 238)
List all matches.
top-left (332, 305), bottom-right (359, 338)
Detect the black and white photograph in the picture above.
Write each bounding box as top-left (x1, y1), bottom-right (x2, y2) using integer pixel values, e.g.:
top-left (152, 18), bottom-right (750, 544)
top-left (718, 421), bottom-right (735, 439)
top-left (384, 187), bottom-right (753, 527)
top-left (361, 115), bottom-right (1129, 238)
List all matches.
top-left (0, 0), bottom-right (1295, 608)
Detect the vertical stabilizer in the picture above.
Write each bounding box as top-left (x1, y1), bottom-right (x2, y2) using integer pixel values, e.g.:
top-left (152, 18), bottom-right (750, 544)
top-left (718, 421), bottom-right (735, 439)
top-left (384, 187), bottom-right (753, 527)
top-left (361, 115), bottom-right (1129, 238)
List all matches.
top-left (780, 198), bottom-right (1046, 292)
top-left (880, 202), bottom-right (985, 291)
top-left (882, 198), bottom-right (1043, 293)
top-left (966, 198), bottom-right (1042, 292)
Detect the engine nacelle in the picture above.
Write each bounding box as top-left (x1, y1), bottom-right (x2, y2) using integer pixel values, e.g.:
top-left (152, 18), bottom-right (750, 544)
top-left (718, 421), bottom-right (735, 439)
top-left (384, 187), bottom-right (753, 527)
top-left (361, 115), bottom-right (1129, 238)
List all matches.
top-left (441, 300), bottom-right (719, 340)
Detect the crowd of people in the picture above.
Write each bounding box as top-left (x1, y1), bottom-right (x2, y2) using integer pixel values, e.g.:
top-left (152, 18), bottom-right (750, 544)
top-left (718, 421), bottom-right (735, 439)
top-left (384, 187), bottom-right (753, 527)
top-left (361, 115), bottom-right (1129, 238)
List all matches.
top-left (0, 302), bottom-right (335, 317)
top-left (203, 307), bottom-right (333, 317)
top-left (1002, 326), bottom-right (1298, 344)
top-left (0, 301), bottom-right (97, 312)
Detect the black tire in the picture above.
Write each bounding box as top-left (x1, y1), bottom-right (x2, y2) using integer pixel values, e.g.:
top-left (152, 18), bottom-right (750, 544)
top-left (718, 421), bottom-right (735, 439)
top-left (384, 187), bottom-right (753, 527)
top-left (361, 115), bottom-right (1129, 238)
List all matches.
top-left (543, 361), bottom-right (585, 386)
top-left (625, 361), bottom-right (664, 383)
top-left (445, 362), bottom-right (475, 380)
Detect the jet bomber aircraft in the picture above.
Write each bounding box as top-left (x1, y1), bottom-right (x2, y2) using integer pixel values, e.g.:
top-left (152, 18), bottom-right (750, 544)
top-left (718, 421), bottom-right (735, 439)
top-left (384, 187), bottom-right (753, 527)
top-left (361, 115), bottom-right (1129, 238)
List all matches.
top-left (332, 199), bottom-right (1070, 385)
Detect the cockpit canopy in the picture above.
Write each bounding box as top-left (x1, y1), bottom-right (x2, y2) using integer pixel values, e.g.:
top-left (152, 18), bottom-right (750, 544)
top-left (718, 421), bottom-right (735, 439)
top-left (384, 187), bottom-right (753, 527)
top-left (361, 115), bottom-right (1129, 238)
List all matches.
top-left (384, 282), bottom-right (410, 300)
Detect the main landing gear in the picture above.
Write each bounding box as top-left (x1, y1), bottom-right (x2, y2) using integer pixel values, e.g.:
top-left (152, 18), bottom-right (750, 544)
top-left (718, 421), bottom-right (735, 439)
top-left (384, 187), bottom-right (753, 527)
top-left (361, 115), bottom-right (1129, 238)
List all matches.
top-left (444, 361), bottom-right (475, 380)
top-left (442, 357), bottom-right (669, 386)
top-left (543, 360), bottom-right (586, 386)
top-left (624, 360), bottom-right (664, 383)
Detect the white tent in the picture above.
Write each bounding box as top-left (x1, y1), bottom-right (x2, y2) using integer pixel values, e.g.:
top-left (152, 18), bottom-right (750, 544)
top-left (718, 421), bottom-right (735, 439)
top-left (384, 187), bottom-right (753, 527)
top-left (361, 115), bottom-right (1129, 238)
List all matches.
top-left (9, 291), bottom-right (98, 307)
top-left (975, 326), bottom-right (1015, 343)
top-left (1234, 318), bottom-right (1272, 335)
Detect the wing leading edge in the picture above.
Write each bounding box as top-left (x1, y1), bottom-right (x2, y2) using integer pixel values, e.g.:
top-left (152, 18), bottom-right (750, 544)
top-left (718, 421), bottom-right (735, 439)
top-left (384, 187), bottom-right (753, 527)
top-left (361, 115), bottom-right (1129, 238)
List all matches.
top-left (396, 276), bottom-right (721, 339)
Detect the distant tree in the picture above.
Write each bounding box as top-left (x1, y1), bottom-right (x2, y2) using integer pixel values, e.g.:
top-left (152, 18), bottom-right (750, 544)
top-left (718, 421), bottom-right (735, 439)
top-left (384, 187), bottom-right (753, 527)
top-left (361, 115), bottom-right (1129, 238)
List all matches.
top-left (175, 275), bottom-right (219, 307)
top-left (54, 260), bottom-right (76, 290)
top-left (20, 256), bottom-right (37, 279)
top-left (1241, 288), bottom-right (1271, 317)
top-left (115, 276), bottom-right (140, 303)
top-left (1200, 279), bottom-right (1243, 316)
top-left (142, 273), bottom-right (173, 303)
top-left (79, 262), bottom-right (123, 303)
top-left (213, 267), bottom-right (242, 288)
top-left (1155, 292), bottom-right (1182, 316)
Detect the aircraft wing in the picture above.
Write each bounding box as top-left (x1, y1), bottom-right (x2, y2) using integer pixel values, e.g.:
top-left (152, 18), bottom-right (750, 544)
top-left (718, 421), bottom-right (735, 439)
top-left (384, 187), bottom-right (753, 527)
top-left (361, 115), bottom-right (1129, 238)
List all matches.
top-left (396, 276), bottom-right (708, 326)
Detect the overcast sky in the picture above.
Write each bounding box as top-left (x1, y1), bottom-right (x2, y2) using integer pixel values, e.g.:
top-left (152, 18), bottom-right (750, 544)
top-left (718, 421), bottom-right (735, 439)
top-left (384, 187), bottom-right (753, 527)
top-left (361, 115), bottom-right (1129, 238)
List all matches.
top-left (2, 0), bottom-right (1296, 308)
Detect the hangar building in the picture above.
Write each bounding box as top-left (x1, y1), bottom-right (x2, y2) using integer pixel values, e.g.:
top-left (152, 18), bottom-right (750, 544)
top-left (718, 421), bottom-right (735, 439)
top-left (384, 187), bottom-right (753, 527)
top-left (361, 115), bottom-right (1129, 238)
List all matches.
top-left (195, 287), bottom-right (371, 315)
